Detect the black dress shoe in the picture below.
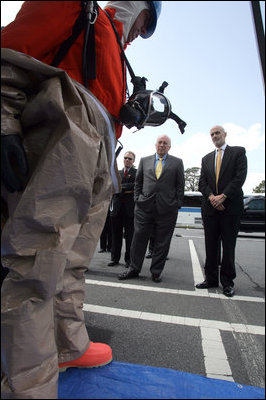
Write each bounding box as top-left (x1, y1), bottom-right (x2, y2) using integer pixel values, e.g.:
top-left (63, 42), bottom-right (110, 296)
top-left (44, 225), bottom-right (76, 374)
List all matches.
top-left (195, 280), bottom-right (219, 289)
top-left (152, 274), bottom-right (161, 283)
top-left (146, 252), bottom-right (152, 259)
top-left (108, 261), bottom-right (119, 266)
top-left (118, 269), bottom-right (139, 280)
top-left (98, 249), bottom-right (106, 253)
top-left (223, 286), bottom-right (235, 297)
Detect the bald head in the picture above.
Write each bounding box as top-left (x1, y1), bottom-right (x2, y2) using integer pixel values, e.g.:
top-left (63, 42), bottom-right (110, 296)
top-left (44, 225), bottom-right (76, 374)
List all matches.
top-left (210, 125), bottom-right (227, 148)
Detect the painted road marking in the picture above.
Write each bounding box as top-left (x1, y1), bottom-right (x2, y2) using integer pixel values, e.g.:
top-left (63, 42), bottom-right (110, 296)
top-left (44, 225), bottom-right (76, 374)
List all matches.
top-left (85, 238), bottom-right (264, 385)
top-left (189, 239), bottom-right (206, 289)
top-left (82, 303), bottom-right (264, 336)
top-left (85, 279), bottom-right (265, 303)
top-left (181, 234), bottom-right (265, 241)
top-left (201, 327), bottom-right (233, 381)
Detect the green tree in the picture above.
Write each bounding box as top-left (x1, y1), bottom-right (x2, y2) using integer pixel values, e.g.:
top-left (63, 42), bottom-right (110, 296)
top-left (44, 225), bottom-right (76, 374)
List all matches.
top-left (253, 180), bottom-right (265, 193)
top-left (185, 167), bottom-right (201, 192)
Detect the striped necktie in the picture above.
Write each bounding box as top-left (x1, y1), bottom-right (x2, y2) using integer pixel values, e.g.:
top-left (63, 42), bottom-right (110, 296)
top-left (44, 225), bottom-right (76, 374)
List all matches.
top-left (155, 158), bottom-right (163, 179)
top-left (215, 148), bottom-right (222, 192)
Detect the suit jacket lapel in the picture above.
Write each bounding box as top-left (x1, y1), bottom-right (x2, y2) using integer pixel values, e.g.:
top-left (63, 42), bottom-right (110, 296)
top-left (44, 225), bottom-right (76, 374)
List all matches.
top-left (161, 154), bottom-right (169, 176)
top-left (219, 145), bottom-right (231, 180)
top-left (152, 154), bottom-right (157, 178)
top-left (207, 151), bottom-right (216, 186)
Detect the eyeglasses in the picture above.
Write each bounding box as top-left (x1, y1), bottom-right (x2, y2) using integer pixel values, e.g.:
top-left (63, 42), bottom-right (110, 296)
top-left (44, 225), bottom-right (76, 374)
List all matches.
top-left (124, 157), bottom-right (133, 160)
top-left (210, 131), bottom-right (222, 137)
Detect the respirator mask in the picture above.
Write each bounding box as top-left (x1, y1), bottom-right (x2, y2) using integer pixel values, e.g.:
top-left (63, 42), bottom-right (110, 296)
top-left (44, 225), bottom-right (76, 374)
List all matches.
top-left (104, 10), bottom-right (187, 137)
top-left (119, 80), bottom-right (186, 134)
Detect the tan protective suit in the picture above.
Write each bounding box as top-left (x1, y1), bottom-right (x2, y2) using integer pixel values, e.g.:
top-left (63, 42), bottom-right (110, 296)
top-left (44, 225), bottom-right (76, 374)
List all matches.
top-left (1, 48), bottom-right (120, 399)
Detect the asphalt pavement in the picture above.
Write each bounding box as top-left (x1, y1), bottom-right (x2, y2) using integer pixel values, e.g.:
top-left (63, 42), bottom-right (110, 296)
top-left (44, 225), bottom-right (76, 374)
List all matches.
top-left (81, 226), bottom-right (265, 396)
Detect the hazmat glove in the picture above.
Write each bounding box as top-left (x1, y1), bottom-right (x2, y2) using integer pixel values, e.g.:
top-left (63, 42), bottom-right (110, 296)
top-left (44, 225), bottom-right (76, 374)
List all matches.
top-left (1, 134), bottom-right (29, 192)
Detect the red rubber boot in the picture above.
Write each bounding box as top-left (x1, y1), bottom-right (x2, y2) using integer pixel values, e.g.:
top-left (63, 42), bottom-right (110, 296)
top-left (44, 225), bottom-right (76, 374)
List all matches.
top-left (59, 342), bottom-right (112, 372)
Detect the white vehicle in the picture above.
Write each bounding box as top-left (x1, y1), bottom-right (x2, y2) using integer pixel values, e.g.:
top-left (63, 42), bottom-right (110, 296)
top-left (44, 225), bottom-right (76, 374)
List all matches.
top-left (176, 191), bottom-right (203, 228)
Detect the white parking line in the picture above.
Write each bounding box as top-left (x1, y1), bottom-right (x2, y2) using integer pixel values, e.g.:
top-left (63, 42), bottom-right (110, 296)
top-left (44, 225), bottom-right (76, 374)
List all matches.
top-left (85, 279), bottom-right (265, 303)
top-left (85, 237), bottom-right (264, 384)
top-left (201, 327), bottom-right (233, 381)
top-left (82, 303), bottom-right (265, 336)
top-left (189, 239), bottom-right (206, 288)
top-left (83, 301), bottom-right (264, 381)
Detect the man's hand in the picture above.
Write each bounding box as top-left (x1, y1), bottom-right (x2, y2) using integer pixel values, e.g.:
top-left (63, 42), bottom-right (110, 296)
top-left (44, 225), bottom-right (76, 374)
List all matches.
top-left (1, 134), bottom-right (29, 192)
top-left (209, 194), bottom-right (226, 211)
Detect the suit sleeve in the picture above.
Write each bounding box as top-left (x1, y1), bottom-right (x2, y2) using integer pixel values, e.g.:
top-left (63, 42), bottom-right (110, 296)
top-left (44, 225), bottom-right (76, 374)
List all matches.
top-left (222, 147), bottom-right (247, 198)
top-left (134, 159), bottom-right (144, 202)
top-left (176, 159), bottom-right (185, 209)
top-left (199, 157), bottom-right (213, 199)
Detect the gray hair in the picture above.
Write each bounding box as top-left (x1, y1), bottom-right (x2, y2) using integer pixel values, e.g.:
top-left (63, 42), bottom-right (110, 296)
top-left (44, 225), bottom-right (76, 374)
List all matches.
top-left (156, 135), bottom-right (171, 146)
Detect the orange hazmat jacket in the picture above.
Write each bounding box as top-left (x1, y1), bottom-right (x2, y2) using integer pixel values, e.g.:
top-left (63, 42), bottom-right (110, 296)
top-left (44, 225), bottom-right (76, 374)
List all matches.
top-left (1, 1), bottom-right (126, 138)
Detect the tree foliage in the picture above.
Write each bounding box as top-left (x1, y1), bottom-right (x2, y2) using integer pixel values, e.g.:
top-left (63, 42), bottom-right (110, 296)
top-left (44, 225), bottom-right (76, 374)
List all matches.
top-left (252, 180), bottom-right (265, 193)
top-left (185, 167), bottom-right (201, 192)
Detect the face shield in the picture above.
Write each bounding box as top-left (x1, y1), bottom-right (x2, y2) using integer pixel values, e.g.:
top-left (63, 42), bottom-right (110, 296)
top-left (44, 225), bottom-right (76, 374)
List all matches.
top-left (119, 86), bottom-right (186, 134)
top-left (142, 91), bottom-right (171, 126)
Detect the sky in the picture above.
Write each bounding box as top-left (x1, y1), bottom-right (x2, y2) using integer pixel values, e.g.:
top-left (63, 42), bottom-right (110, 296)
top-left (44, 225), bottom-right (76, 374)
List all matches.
top-left (1, 1), bottom-right (265, 194)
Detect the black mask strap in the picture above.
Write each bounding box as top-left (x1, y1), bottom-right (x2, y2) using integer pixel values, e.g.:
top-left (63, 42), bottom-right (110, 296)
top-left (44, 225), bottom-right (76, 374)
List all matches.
top-left (169, 112), bottom-right (187, 134)
top-left (104, 10), bottom-right (147, 93)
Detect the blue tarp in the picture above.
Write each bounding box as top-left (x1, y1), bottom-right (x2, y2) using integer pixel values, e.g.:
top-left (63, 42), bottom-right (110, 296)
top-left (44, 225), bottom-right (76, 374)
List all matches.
top-left (58, 361), bottom-right (265, 399)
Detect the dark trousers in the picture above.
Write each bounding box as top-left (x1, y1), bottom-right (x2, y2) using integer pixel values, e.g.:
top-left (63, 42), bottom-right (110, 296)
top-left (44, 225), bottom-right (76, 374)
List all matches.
top-left (111, 209), bottom-right (134, 264)
top-left (148, 228), bottom-right (155, 254)
top-left (100, 211), bottom-right (112, 251)
top-left (130, 207), bottom-right (176, 275)
top-left (203, 213), bottom-right (241, 287)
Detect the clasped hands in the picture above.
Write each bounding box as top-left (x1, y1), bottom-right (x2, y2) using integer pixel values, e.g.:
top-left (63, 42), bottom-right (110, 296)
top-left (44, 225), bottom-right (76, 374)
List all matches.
top-left (209, 194), bottom-right (226, 211)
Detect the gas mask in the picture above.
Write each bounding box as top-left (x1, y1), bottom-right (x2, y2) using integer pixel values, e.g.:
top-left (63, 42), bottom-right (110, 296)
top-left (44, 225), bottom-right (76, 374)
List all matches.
top-left (119, 81), bottom-right (186, 134)
top-left (104, 10), bottom-right (186, 135)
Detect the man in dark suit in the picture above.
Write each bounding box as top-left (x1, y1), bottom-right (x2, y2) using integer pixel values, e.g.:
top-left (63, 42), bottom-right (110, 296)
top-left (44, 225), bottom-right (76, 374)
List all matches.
top-left (98, 210), bottom-right (112, 253)
top-left (196, 125), bottom-right (247, 297)
top-left (118, 135), bottom-right (184, 282)
top-left (108, 151), bottom-right (137, 267)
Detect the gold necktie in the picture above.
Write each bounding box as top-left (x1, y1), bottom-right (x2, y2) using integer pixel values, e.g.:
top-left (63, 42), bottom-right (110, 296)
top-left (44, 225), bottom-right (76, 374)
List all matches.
top-left (216, 148), bottom-right (222, 191)
top-left (155, 158), bottom-right (163, 179)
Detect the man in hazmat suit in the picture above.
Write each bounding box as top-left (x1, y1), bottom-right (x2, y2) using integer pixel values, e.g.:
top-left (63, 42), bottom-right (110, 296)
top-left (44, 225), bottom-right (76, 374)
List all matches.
top-left (1, 1), bottom-right (162, 398)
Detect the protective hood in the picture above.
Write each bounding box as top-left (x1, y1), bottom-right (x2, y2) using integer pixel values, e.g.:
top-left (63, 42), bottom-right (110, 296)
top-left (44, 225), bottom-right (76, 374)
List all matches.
top-left (105, 1), bottom-right (149, 45)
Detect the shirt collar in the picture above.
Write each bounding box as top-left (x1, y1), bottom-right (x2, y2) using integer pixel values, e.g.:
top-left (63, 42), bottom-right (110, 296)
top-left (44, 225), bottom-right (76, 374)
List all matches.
top-left (156, 153), bottom-right (168, 161)
top-left (216, 144), bottom-right (227, 152)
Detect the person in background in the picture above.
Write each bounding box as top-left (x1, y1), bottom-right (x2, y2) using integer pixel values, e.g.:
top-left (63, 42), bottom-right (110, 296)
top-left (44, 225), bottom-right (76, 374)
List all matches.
top-left (196, 125), bottom-right (247, 297)
top-left (108, 151), bottom-right (137, 267)
top-left (98, 210), bottom-right (112, 253)
top-left (118, 134), bottom-right (184, 283)
top-left (1, 1), bottom-right (162, 398)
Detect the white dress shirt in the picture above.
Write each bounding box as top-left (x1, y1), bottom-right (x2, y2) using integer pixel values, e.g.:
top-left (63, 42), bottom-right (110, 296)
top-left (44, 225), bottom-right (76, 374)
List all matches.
top-left (215, 143), bottom-right (227, 170)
